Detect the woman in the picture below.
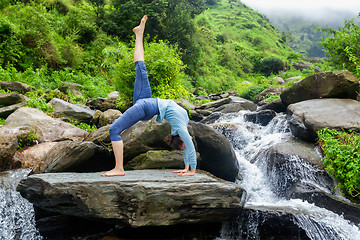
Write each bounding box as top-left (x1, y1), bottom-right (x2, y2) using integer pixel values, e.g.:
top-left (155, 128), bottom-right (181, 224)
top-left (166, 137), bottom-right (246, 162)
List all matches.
top-left (101, 15), bottom-right (196, 177)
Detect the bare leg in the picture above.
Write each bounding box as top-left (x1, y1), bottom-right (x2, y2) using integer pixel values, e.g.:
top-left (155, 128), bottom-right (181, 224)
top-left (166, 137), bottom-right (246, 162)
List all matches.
top-left (101, 141), bottom-right (125, 176)
top-left (133, 15), bottom-right (147, 62)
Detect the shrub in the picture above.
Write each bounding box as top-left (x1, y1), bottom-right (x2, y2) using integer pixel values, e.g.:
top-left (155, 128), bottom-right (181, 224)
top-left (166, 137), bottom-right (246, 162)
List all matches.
top-left (17, 130), bottom-right (39, 149)
top-left (256, 56), bottom-right (284, 76)
top-left (317, 128), bottom-right (360, 200)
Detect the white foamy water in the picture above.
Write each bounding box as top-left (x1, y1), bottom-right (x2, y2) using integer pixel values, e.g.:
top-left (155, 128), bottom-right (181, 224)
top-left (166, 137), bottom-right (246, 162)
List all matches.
top-left (213, 111), bottom-right (360, 240)
top-left (0, 169), bottom-right (42, 240)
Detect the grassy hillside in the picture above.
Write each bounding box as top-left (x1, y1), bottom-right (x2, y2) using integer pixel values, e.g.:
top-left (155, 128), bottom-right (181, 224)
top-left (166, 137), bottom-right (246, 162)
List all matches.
top-left (190, 0), bottom-right (302, 92)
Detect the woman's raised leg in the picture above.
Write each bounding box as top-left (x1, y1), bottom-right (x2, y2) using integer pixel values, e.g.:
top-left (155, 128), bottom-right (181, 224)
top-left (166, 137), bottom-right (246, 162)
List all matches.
top-left (133, 16), bottom-right (152, 104)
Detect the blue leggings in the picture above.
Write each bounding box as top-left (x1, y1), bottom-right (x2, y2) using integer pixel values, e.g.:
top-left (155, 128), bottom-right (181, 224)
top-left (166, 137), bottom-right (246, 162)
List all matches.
top-left (109, 61), bottom-right (159, 141)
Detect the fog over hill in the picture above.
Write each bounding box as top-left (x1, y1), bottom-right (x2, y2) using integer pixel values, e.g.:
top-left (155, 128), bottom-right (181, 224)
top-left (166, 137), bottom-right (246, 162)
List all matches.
top-left (240, 0), bottom-right (360, 57)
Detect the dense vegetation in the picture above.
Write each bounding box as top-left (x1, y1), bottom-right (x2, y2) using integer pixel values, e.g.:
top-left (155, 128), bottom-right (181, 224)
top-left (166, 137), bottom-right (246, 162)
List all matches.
top-left (319, 15), bottom-right (360, 78)
top-left (0, 0), bottom-right (311, 104)
top-left (317, 129), bottom-right (360, 201)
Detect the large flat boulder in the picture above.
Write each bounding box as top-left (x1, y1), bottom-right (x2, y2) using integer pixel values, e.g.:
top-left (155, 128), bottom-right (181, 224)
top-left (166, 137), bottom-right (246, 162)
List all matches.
top-left (17, 170), bottom-right (246, 227)
top-left (287, 98), bottom-right (360, 142)
top-left (281, 70), bottom-right (359, 106)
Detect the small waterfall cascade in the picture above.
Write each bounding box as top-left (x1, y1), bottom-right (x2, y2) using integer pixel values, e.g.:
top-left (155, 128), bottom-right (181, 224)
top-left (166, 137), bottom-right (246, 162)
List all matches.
top-left (0, 169), bottom-right (42, 240)
top-left (213, 111), bottom-right (360, 240)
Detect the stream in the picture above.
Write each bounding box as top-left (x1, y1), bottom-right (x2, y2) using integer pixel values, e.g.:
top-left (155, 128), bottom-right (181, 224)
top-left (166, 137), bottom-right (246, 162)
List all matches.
top-left (213, 111), bottom-right (360, 240)
top-left (1, 110), bottom-right (360, 239)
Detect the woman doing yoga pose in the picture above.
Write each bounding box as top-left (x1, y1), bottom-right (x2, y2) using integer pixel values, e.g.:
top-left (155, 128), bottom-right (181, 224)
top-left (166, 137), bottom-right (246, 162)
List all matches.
top-left (101, 15), bottom-right (196, 177)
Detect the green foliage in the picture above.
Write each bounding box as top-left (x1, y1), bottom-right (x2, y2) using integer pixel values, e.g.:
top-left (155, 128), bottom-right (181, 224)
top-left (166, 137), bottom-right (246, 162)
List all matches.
top-left (265, 94), bottom-right (280, 102)
top-left (17, 130), bottom-right (39, 149)
top-left (0, 118), bottom-right (5, 125)
top-left (319, 17), bottom-right (360, 78)
top-left (317, 128), bottom-right (360, 200)
top-left (24, 90), bottom-right (55, 113)
top-left (112, 39), bottom-right (188, 102)
top-left (237, 83), bottom-right (269, 101)
top-left (69, 120), bottom-right (97, 133)
top-left (255, 56), bottom-right (284, 76)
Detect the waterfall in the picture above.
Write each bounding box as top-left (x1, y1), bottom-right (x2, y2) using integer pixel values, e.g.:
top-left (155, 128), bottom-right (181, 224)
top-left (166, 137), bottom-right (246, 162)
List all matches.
top-left (213, 111), bottom-right (360, 240)
top-left (0, 169), bottom-right (42, 240)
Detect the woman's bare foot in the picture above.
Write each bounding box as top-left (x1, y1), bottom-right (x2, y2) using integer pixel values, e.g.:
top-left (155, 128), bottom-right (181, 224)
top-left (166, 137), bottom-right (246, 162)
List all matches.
top-left (101, 168), bottom-right (125, 177)
top-left (133, 15), bottom-right (147, 35)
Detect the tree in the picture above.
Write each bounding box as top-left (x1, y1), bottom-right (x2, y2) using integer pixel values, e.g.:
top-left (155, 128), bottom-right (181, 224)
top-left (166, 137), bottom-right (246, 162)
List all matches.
top-left (319, 16), bottom-right (360, 77)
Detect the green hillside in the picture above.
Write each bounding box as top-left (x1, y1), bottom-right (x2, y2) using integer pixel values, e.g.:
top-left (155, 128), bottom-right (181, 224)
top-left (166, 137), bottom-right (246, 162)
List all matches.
top-left (191, 0), bottom-right (301, 91)
top-left (0, 0), bottom-right (304, 103)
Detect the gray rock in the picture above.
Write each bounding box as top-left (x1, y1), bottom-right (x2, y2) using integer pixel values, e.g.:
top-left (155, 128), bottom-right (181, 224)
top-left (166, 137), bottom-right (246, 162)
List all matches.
top-left (190, 121), bottom-right (239, 182)
top-left (254, 86), bottom-right (286, 104)
top-left (0, 127), bottom-right (19, 171)
top-left (200, 112), bottom-right (223, 124)
top-left (291, 61), bottom-right (312, 71)
top-left (0, 102), bottom-right (27, 118)
top-left (0, 92), bottom-right (27, 106)
top-left (5, 107), bottom-right (87, 142)
top-left (196, 97), bottom-right (231, 110)
top-left (98, 109), bottom-right (122, 127)
top-left (215, 102), bottom-right (257, 114)
top-left (13, 142), bottom-right (57, 169)
top-left (0, 81), bottom-right (32, 93)
top-left (287, 98), bottom-right (360, 142)
top-left (49, 98), bottom-right (96, 123)
top-left (107, 91), bottom-right (120, 99)
top-left (31, 140), bottom-right (113, 174)
top-left (17, 170), bottom-right (246, 227)
top-left (281, 70), bottom-right (359, 106)
top-left (258, 98), bottom-right (287, 113)
top-left (125, 150), bottom-right (185, 170)
top-left (84, 124), bottom-right (111, 145)
top-left (272, 76), bottom-right (285, 85)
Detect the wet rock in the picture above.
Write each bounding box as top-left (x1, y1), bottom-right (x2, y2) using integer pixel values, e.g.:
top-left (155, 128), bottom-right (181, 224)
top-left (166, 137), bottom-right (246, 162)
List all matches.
top-left (17, 170), bottom-right (246, 227)
top-left (49, 98), bottom-right (96, 123)
top-left (190, 121), bottom-right (239, 182)
top-left (258, 98), bottom-right (287, 113)
top-left (215, 102), bottom-right (255, 114)
top-left (265, 137), bottom-right (335, 197)
top-left (200, 112), bottom-right (223, 124)
top-left (244, 110), bottom-right (276, 126)
top-left (281, 70), bottom-right (359, 106)
top-left (290, 182), bottom-right (360, 224)
top-left (287, 98), bottom-right (360, 142)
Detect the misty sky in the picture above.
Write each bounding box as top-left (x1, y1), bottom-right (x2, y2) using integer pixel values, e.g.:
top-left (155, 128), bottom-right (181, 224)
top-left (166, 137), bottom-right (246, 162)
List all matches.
top-left (241, 0), bottom-right (360, 20)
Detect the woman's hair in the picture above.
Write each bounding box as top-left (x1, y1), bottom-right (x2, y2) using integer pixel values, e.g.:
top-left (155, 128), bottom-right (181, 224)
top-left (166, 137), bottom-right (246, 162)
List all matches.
top-left (164, 134), bottom-right (184, 150)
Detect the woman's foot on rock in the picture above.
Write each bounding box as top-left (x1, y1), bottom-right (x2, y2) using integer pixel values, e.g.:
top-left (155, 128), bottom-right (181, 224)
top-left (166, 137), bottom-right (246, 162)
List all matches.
top-left (101, 169), bottom-right (125, 177)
